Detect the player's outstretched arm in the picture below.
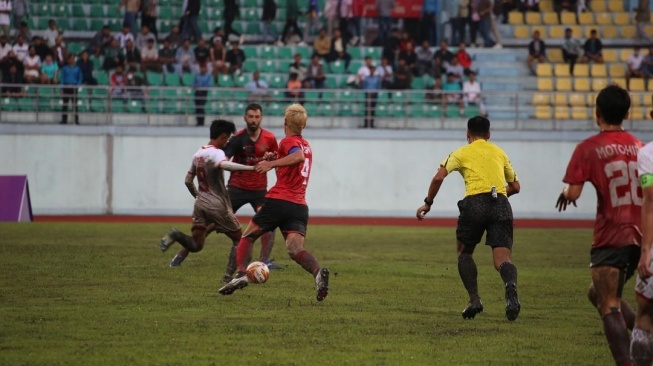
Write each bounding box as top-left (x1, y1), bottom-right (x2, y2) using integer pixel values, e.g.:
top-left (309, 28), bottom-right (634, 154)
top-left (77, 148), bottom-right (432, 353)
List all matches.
top-left (555, 184), bottom-right (582, 212)
top-left (640, 183), bottom-right (653, 279)
top-left (184, 172), bottom-right (198, 198)
top-left (218, 161), bottom-right (255, 172)
top-left (416, 166), bottom-right (449, 221)
top-left (255, 150), bottom-right (305, 173)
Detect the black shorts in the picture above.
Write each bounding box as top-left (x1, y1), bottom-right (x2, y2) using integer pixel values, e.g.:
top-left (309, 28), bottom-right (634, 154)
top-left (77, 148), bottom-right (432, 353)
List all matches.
top-left (590, 245), bottom-right (641, 283)
top-left (456, 193), bottom-right (514, 249)
top-left (228, 186), bottom-right (267, 212)
top-left (252, 198), bottom-right (309, 236)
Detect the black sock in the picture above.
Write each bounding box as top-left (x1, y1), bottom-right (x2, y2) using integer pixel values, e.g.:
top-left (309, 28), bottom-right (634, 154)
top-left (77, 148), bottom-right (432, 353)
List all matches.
top-left (458, 254), bottom-right (479, 300)
top-left (174, 231), bottom-right (201, 252)
top-left (602, 308), bottom-right (631, 365)
top-left (620, 300), bottom-right (635, 331)
top-left (499, 261), bottom-right (517, 286)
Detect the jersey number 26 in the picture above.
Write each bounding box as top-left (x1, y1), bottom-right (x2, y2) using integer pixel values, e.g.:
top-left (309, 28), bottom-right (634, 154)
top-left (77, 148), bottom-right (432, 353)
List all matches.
top-left (605, 160), bottom-right (642, 207)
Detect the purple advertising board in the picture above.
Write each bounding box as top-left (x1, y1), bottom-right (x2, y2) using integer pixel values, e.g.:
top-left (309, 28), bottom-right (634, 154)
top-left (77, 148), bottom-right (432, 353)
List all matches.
top-left (0, 175), bottom-right (33, 222)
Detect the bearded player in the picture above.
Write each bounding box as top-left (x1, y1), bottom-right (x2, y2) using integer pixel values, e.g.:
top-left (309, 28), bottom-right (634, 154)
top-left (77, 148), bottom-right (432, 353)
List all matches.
top-left (557, 84), bottom-right (642, 366)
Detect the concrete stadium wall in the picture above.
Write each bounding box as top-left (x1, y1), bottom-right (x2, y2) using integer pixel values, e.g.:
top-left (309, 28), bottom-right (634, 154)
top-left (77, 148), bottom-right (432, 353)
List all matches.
top-left (5, 125), bottom-right (652, 219)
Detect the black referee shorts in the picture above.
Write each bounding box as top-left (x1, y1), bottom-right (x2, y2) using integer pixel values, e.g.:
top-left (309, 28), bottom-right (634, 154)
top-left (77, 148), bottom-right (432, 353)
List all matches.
top-left (456, 193), bottom-right (514, 249)
top-left (228, 186), bottom-right (267, 212)
top-left (252, 198), bottom-right (309, 236)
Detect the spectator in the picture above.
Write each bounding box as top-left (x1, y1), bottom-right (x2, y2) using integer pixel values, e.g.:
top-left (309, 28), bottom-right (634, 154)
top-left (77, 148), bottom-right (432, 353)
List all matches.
top-left (289, 53), bottom-right (307, 82)
top-left (642, 46), bottom-right (653, 91)
top-left (43, 19), bottom-right (60, 48)
top-left (209, 26), bottom-right (225, 45)
top-left (304, 0), bottom-right (321, 41)
top-left (210, 38), bottom-right (227, 76)
top-left (77, 50), bottom-right (97, 85)
top-left (225, 40), bottom-right (246, 75)
top-left (110, 64), bottom-right (127, 98)
top-left (626, 46), bottom-right (644, 91)
top-left (313, 28), bottom-right (331, 60)
top-left (89, 26), bottom-right (112, 57)
top-left (244, 71), bottom-right (271, 100)
top-left (392, 57), bottom-right (412, 89)
top-left (348, 0), bottom-right (362, 46)
top-left (158, 39), bottom-right (176, 73)
top-left (305, 55), bottom-right (326, 89)
top-left (262, 0), bottom-right (277, 43)
top-left (164, 25), bottom-right (183, 49)
top-left (462, 70), bottom-right (486, 116)
top-left (0, 35), bottom-right (11, 59)
top-left (499, 0), bottom-right (516, 24)
top-left (40, 54), bottom-right (58, 84)
top-left (285, 72), bottom-right (303, 102)
top-left (518, 0), bottom-right (540, 12)
top-left (446, 0), bottom-right (468, 46)
top-left (193, 64), bottom-right (212, 126)
top-left (0, 50), bottom-right (23, 80)
top-left (125, 70), bottom-right (146, 103)
top-left (471, 0), bottom-right (495, 48)
top-left (174, 39), bottom-right (195, 74)
top-left (425, 76), bottom-right (443, 104)
top-left (635, 2), bottom-right (652, 43)
top-left (119, 0), bottom-right (140, 36)
top-left (194, 38), bottom-right (211, 73)
top-left (141, 38), bottom-right (159, 72)
top-left (398, 42), bottom-right (417, 75)
top-left (456, 42), bottom-right (473, 75)
top-left (102, 37), bottom-right (125, 71)
top-left (433, 40), bottom-right (454, 71)
top-left (11, 0), bottom-right (28, 32)
top-left (561, 27), bottom-right (581, 74)
top-left (2, 64), bottom-right (24, 97)
top-left (398, 30), bottom-right (415, 52)
top-left (445, 56), bottom-right (465, 82)
top-left (356, 56), bottom-right (375, 84)
top-left (378, 56), bottom-right (393, 88)
top-left (376, 0), bottom-right (394, 45)
top-left (52, 36), bottom-right (67, 67)
top-left (32, 36), bottom-right (51, 61)
top-left (328, 29), bottom-right (351, 71)
top-left (141, 0), bottom-right (159, 40)
top-left (442, 72), bottom-right (464, 116)
top-left (527, 29), bottom-right (546, 75)
top-left (124, 39), bottom-right (141, 71)
top-left (22, 46), bottom-right (40, 83)
top-left (280, 0), bottom-right (303, 45)
top-left (284, 29), bottom-right (302, 46)
top-left (116, 24), bottom-right (135, 49)
top-left (323, 0), bottom-right (338, 37)
top-left (554, 0), bottom-right (577, 23)
top-left (415, 40), bottom-right (433, 76)
top-left (381, 28), bottom-right (401, 67)
top-left (420, 0), bottom-right (438, 45)
top-left (14, 21), bottom-right (31, 44)
top-left (338, 0), bottom-right (353, 45)
top-left (224, 0), bottom-right (242, 44)
top-left (12, 35), bottom-right (28, 61)
top-left (136, 25), bottom-right (156, 50)
top-left (580, 29), bottom-right (603, 64)
top-left (362, 65), bottom-right (381, 128)
top-left (60, 54), bottom-right (82, 125)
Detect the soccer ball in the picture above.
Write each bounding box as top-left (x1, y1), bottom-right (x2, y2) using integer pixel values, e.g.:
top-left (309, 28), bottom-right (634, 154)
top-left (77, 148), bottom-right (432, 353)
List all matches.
top-left (246, 261), bottom-right (270, 284)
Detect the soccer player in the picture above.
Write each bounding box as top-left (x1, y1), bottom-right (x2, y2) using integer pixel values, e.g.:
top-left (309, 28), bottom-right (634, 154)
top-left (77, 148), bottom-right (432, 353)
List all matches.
top-left (159, 120), bottom-right (256, 282)
top-left (169, 104), bottom-right (281, 274)
top-left (218, 104), bottom-right (330, 301)
top-left (631, 105), bottom-right (653, 366)
top-left (557, 84), bottom-right (642, 366)
top-left (416, 116), bottom-right (521, 321)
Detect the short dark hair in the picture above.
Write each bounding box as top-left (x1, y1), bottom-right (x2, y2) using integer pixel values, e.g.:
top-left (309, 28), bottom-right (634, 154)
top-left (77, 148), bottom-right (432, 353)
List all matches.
top-left (467, 116), bottom-right (490, 136)
top-left (245, 103), bottom-right (263, 114)
top-left (596, 84), bottom-right (630, 125)
top-left (210, 119), bottom-right (236, 139)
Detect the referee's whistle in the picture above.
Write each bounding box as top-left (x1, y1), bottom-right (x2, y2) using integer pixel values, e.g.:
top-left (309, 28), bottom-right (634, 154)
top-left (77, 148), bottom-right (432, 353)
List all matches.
top-left (491, 186), bottom-right (497, 198)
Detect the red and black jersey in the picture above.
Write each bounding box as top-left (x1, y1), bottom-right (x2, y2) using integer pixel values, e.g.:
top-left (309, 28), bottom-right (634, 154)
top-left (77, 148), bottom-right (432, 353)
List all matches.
top-left (223, 128), bottom-right (279, 191)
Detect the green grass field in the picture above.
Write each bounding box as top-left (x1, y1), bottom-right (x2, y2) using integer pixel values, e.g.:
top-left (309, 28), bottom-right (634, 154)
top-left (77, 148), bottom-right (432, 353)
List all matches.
top-left (0, 222), bottom-right (626, 365)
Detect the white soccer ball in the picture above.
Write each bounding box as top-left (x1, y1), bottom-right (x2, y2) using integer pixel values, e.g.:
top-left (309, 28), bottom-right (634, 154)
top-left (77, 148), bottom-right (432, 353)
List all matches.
top-left (246, 261), bottom-right (270, 284)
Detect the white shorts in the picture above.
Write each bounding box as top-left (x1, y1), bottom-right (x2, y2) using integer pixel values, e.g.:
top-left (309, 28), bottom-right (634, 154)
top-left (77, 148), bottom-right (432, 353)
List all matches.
top-left (635, 254), bottom-right (653, 301)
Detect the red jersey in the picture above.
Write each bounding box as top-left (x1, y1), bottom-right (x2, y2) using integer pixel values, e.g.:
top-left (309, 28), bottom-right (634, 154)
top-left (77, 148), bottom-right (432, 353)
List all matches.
top-left (563, 130), bottom-right (643, 248)
top-left (266, 135), bottom-right (312, 205)
top-left (457, 51), bottom-right (472, 69)
top-left (223, 128), bottom-right (278, 191)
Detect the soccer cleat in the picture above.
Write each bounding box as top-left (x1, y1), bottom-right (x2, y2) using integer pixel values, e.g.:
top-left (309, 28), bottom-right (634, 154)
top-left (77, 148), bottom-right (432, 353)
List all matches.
top-left (218, 275), bottom-right (249, 295)
top-left (315, 268), bottom-right (330, 301)
top-left (169, 254), bottom-right (186, 267)
top-left (221, 274), bottom-right (234, 284)
top-left (462, 300), bottom-right (484, 319)
top-left (263, 259), bottom-right (282, 270)
top-left (505, 282), bottom-right (521, 321)
top-left (159, 228), bottom-right (180, 252)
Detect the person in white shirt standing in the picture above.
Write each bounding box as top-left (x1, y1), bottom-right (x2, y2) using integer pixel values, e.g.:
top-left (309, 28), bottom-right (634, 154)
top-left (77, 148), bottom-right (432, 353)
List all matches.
top-left (0, 34), bottom-right (12, 59)
top-left (626, 46), bottom-right (645, 91)
top-left (0, 0), bottom-right (11, 38)
top-left (12, 34), bottom-right (28, 61)
top-left (462, 70), bottom-right (487, 117)
top-left (42, 19), bottom-right (60, 48)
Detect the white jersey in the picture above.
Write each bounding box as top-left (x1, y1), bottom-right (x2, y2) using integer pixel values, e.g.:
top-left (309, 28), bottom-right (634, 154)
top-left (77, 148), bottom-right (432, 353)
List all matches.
top-left (188, 145), bottom-right (229, 204)
top-left (636, 142), bottom-right (653, 300)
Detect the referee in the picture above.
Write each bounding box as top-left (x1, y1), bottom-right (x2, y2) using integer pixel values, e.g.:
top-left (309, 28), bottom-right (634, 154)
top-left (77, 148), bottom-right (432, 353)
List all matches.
top-left (416, 116), bottom-right (522, 321)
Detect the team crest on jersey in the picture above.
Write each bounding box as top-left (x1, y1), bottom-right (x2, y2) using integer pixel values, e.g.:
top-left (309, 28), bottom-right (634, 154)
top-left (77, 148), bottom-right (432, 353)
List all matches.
top-left (259, 144), bottom-right (268, 152)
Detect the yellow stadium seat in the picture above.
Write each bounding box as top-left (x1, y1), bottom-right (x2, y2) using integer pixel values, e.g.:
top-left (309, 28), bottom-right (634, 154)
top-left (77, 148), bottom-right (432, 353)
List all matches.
top-left (540, 0), bottom-right (553, 11)
top-left (575, 78), bottom-right (591, 91)
top-left (578, 13), bottom-right (594, 25)
top-left (630, 107), bottom-right (646, 120)
top-left (602, 26), bottom-right (618, 38)
top-left (620, 50), bottom-right (632, 62)
top-left (554, 93), bottom-right (568, 105)
top-left (508, 12), bottom-right (523, 25)
top-left (532, 27), bottom-right (547, 38)
top-left (555, 63), bottom-right (571, 76)
top-left (630, 79), bottom-right (645, 92)
top-left (621, 26), bottom-right (636, 37)
top-left (526, 12), bottom-right (542, 24)
top-left (569, 93), bottom-right (586, 106)
top-left (574, 64), bottom-right (589, 77)
top-left (560, 12), bottom-right (576, 25)
top-left (533, 93), bottom-right (550, 105)
top-left (587, 93), bottom-right (597, 106)
top-left (537, 63), bottom-right (553, 76)
top-left (611, 78), bottom-right (627, 89)
top-left (631, 94), bottom-right (643, 106)
top-left (592, 78), bottom-right (609, 91)
top-left (572, 107), bottom-right (589, 120)
top-left (614, 12), bottom-right (630, 25)
top-left (603, 49), bottom-right (617, 62)
top-left (646, 25), bottom-right (653, 35)
top-left (555, 106), bottom-right (570, 119)
top-left (570, 26), bottom-right (582, 36)
top-left (535, 106), bottom-right (552, 119)
top-left (549, 26), bottom-right (565, 38)
top-left (557, 78), bottom-right (573, 91)
top-left (543, 12), bottom-right (559, 25)
top-left (609, 64), bottom-right (626, 77)
top-left (649, 80), bottom-right (653, 92)
top-left (548, 48), bottom-right (563, 62)
top-left (592, 1), bottom-right (607, 12)
top-left (514, 25), bottom-right (530, 38)
top-left (608, 0), bottom-right (623, 12)
top-left (591, 64), bottom-right (607, 77)
top-left (595, 13), bottom-right (611, 25)
top-left (538, 78), bottom-right (554, 91)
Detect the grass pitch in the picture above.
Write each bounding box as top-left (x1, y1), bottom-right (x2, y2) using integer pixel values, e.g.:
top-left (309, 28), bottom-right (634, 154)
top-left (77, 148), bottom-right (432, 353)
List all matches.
top-left (0, 222), bottom-right (625, 365)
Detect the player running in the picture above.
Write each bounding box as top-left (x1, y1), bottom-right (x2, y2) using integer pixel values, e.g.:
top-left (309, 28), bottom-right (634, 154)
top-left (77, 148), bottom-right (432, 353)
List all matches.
top-left (218, 104), bottom-right (330, 301)
top-left (557, 84), bottom-right (642, 366)
top-left (159, 120), bottom-right (255, 280)
top-left (416, 116), bottom-right (522, 321)
top-left (169, 104), bottom-right (281, 276)
top-left (631, 105), bottom-right (653, 366)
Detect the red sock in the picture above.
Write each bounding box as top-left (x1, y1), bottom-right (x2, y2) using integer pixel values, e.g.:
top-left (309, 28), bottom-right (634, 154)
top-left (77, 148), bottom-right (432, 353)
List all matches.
top-left (291, 250), bottom-right (320, 276)
top-left (259, 231), bottom-right (274, 261)
top-left (236, 237), bottom-right (254, 274)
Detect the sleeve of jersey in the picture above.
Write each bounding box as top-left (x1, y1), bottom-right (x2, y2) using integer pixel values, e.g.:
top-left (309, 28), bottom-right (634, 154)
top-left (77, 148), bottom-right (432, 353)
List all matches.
top-left (638, 144), bottom-right (653, 188)
top-left (188, 158), bottom-right (196, 174)
top-left (223, 136), bottom-right (238, 158)
top-left (277, 139), bottom-right (291, 157)
top-left (440, 149), bottom-right (462, 173)
top-left (504, 155), bottom-right (518, 183)
top-left (269, 134), bottom-right (280, 153)
top-left (563, 143), bottom-right (590, 185)
top-left (212, 149), bottom-right (227, 166)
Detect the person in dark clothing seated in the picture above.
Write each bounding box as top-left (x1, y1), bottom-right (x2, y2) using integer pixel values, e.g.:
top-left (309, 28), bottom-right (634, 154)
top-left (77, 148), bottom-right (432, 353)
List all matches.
top-left (76, 50), bottom-right (97, 85)
top-left (1, 65), bottom-right (25, 97)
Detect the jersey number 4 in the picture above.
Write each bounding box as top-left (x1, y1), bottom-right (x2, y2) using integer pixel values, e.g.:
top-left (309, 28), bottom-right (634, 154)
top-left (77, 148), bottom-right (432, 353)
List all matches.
top-left (300, 158), bottom-right (310, 185)
top-left (605, 160), bottom-right (642, 207)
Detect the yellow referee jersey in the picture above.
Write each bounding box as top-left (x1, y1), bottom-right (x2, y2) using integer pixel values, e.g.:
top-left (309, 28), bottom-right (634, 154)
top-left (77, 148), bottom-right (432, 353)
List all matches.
top-left (440, 139), bottom-right (518, 197)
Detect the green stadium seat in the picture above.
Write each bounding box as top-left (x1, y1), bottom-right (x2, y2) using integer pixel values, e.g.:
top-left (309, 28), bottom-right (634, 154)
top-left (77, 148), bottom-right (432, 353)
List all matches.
top-left (260, 60), bottom-right (278, 73)
top-left (328, 60), bottom-right (345, 74)
top-left (147, 90), bottom-right (161, 113)
top-left (279, 60), bottom-right (292, 72)
top-left (304, 91), bottom-right (320, 102)
top-left (445, 105), bottom-right (462, 118)
top-left (360, 47), bottom-right (381, 59)
top-left (244, 9), bottom-right (259, 21)
top-left (35, 4), bottom-right (51, 17)
top-left (108, 19), bottom-right (122, 32)
top-left (217, 74), bottom-right (234, 87)
top-left (319, 103), bottom-right (334, 116)
top-left (0, 97), bottom-right (17, 111)
top-left (267, 102), bottom-right (285, 116)
top-left (180, 73), bottom-right (194, 86)
top-left (338, 103), bottom-right (353, 116)
top-left (71, 19), bottom-right (90, 31)
top-left (67, 42), bottom-right (83, 55)
top-left (411, 77), bottom-right (425, 89)
top-left (146, 72), bottom-right (163, 86)
top-left (408, 105), bottom-right (426, 118)
top-left (72, 4), bottom-right (86, 17)
top-left (205, 8), bottom-right (223, 20)
top-left (160, 90), bottom-right (182, 114)
top-left (89, 5), bottom-right (105, 17)
top-left (159, 6), bottom-right (174, 19)
top-left (325, 75), bottom-right (338, 89)
top-left (303, 102), bottom-right (319, 116)
top-left (233, 74), bottom-right (250, 87)
top-left (425, 104), bottom-right (442, 117)
top-left (126, 99), bottom-right (145, 113)
top-left (90, 98), bottom-right (107, 113)
top-left (90, 19), bottom-right (106, 32)
top-left (95, 71), bottom-right (110, 85)
top-left (259, 45), bottom-right (276, 58)
top-left (107, 6), bottom-right (122, 18)
top-left (17, 97), bottom-right (34, 111)
top-left (269, 75), bottom-right (285, 88)
top-left (244, 0), bottom-right (259, 6)
top-left (278, 46), bottom-right (293, 59)
top-left (295, 47), bottom-right (311, 60)
top-left (241, 46), bottom-right (258, 58)
top-left (246, 22), bottom-right (262, 34)
top-left (375, 104), bottom-right (389, 117)
top-left (53, 4), bottom-right (69, 17)
top-left (390, 91), bottom-right (406, 102)
top-left (159, 0), bottom-right (173, 5)
top-left (164, 74), bottom-right (182, 86)
top-left (76, 97), bottom-right (89, 113)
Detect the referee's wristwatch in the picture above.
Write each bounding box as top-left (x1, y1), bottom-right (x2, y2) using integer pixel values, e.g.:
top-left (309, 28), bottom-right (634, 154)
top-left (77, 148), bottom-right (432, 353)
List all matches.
top-left (424, 197), bottom-right (434, 206)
